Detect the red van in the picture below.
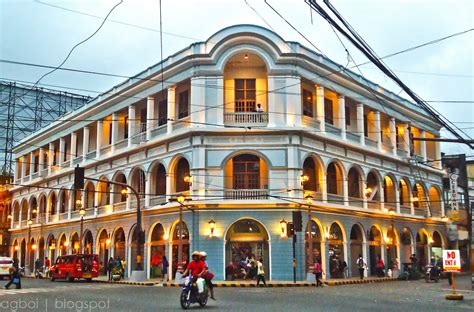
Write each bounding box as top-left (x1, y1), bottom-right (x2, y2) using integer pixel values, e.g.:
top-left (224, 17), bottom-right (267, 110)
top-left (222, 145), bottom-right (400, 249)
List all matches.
top-left (50, 254), bottom-right (99, 282)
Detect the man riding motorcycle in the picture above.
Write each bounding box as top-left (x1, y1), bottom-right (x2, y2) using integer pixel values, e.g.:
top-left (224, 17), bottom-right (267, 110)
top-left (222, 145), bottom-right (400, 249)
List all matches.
top-left (200, 251), bottom-right (216, 301)
top-left (182, 251), bottom-right (206, 282)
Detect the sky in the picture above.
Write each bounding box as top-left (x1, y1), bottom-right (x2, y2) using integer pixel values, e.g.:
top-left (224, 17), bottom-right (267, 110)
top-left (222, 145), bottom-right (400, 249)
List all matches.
top-left (1, 0), bottom-right (473, 155)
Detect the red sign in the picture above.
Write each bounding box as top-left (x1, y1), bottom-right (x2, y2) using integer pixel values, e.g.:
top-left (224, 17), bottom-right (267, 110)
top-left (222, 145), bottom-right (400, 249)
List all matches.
top-left (443, 250), bottom-right (461, 272)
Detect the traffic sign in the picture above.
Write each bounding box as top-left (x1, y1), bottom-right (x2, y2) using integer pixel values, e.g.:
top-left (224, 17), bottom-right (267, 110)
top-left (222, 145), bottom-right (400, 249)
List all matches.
top-left (442, 250), bottom-right (461, 272)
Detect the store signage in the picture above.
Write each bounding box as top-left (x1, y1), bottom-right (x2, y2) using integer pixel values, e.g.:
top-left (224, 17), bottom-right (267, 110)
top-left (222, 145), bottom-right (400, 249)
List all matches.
top-left (448, 173), bottom-right (459, 211)
top-left (442, 250), bottom-right (461, 272)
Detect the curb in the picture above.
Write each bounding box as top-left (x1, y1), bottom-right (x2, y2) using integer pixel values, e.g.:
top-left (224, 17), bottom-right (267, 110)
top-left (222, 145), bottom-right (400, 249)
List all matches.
top-left (95, 279), bottom-right (158, 286)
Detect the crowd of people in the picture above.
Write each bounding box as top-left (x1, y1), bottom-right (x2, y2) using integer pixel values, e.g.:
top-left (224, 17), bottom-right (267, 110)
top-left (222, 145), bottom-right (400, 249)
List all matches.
top-left (224, 255), bottom-right (267, 286)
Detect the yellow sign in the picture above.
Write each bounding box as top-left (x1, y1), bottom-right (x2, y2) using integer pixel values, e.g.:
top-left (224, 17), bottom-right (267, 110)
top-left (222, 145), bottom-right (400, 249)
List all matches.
top-left (448, 211), bottom-right (460, 222)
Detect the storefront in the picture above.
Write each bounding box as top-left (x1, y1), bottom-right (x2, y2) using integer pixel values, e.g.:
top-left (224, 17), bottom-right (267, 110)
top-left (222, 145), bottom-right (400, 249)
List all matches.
top-left (328, 222), bottom-right (344, 278)
top-left (149, 223), bottom-right (166, 278)
top-left (305, 220), bottom-right (322, 273)
top-left (171, 222), bottom-right (189, 278)
top-left (350, 224), bottom-right (364, 277)
top-left (368, 226), bottom-right (382, 276)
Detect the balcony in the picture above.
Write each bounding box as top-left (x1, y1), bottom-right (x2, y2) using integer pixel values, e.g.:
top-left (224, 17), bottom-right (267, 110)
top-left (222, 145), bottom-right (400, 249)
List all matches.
top-left (86, 151), bottom-right (97, 160)
top-left (397, 149), bottom-right (408, 158)
top-left (114, 139), bottom-right (128, 151)
top-left (130, 198), bottom-right (145, 210)
top-left (150, 122), bottom-right (167, 138)
top-left (73, 156), bottom-right (83, 165)
top-left (400, 205), bottom-right (411, 215)
top-left (348, 196), bottom-right (363, 208)
top-left (173, 116), bottom-right (190, 131)
top-left (62, 160), bottom-right (70, 168)
top-left (224, 112), bottom-right (268, 126)
top-left (365, 138), bottom-right (377, 149)
top-left (346, 131), bottom-right (361, 143)
top-left (302, 116), bottom-right (320, 129)
top-left (100, 145), bottom-right (112, 155)
top-left (367, 200), bottom-right (381, 210)
top-left (224, 189), bottom-right (268, 200)
top-left (112, 202), bottom-right (126, 212)
top-left (327, 193), bottom-right (344, 205)
top-left (325, 123), bottom-right (342, 136)
top-left (97, 205), bottom-right (113, 215)
top-left (414, 208), bottom-right (426, 217)
top-left (150, 195), bottom-right (167, 207)
top-left (58, 212), bottom-right (68, 221)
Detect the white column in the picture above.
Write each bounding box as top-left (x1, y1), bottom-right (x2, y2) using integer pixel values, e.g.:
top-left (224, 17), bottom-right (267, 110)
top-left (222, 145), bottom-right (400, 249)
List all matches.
top-left (343, 178), bottom-right (349, 206)
top-left (111, 113), bottom-right (119, 153)
top-left (96, 120), bottom-right (103, 158)
top-left (338, 95), bottom-right (346, 140)
top-left (38, 148), bottom-right (44, 174)
top-left (48, 143), bottom-right (53, 176)
top-left (70, 132), bottom-right (77, 167)
top-left (167, 86), bottom-right (176, 134)
top-left (286, 77), bottom-right (302, 127)
top-left (145, 175), bottom-right (151, 208)
top-left (59, 137), bottom-right (65, 165)
top-left (389, 117), bottom-right (397, 156)
top-left (146, 96), bottom-right (155, 140)
top-left (321, 175), bottom-right (328, 203)
top-left (420, 130), bottom-right (427, 161)
top-left (316, 85), bottom-right (325, 133)
top-left (395, 185), bottom-right (400, 213)
top-left (128, 104), bottom-right (136, 147)
top-left (29, 152), bottom-right (34, 181)
top-left (356, 103), bottom-right (365, 146)
top-left (374, 111), bottom-right (382, 151)
top-left (14, 160), bottom-right (19, 182)
top-left (165, 174), bottom-right (172, 202)
top-left (403, 124), bottom-right (410, 155)
top-left (83, 126), bottom-right (90, 162)
top-left (21, 156), bottom-right (26, 182)
top-left (379, 182), bottom-right (385, 211)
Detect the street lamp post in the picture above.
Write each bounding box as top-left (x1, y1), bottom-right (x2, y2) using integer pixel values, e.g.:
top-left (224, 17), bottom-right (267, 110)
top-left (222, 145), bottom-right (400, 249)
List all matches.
top-left (27, 219), bottom-right (33, 275)
top-left (177, 195), bottom-right (185, 273)
top-left (77, 199), bottom-right (85, 254)
top-left (305, 194), bottom-right (314, 270)
top-left (388, 208), bottom-right (395, 269)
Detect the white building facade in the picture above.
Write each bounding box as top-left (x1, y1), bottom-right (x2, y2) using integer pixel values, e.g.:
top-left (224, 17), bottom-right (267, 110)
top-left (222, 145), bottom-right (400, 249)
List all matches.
top-left (9, 25), bottom-right (447, 281)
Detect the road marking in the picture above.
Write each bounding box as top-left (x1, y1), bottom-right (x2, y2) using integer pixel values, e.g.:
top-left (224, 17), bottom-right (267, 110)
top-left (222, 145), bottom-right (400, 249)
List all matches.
top-left (0, 284), bottom-right (122, 296)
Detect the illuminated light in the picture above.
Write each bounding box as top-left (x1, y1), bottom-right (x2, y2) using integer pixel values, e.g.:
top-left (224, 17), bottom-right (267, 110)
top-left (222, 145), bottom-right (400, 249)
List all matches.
top-left (121, 188), bottom-right (128, 196)
top-left (183, 175), bottom-right (192, 186)
top-left (300, 175), bottom-right (309, 186)
top-left (388, 208), bottom-right (395, 216)
top-left (64, 241), bottom-right (69, 247)
top-left (244, 53), bottom-right (249, 59)
top-left (305, 194), bottom-right (314, 205)
top-left (75, 199), bottom-right (82, 208)
top-left (365, 187), bottom-right (372, 197)
top-left (177, 195), bottom-right (185, 204)
top-left (7, 214), bottom-right (12, 220)
top-left (163, 231), bottom-right (169, 240)
top-left (79, 208), bottom-right (86, 216)
top-left (280, 219), bottom-right (288, 239)
top-left (32, 243), bottom-right (37, 250)
top-left (428, 237), bottom-right (434, 244)
top-left (412, 196), bottom-right (419, 203)
top-left (208, 219), bottom-right (216, 238)
top-left (105, 238), bottom-right (111, 246)
top-left (441, 215), bottom-right (449, 222)
top-left (27, 219), bottom-right (33, 226)
top-left (32, 208), bottom-right (37, 214)
top-left (14, 246), bottom-right (19, 251)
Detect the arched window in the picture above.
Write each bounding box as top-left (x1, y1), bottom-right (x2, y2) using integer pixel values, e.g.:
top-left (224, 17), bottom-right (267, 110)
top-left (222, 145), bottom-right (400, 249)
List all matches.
top-left (84, 182), bottom-right (95, 209)
top-left (59, 189), bottom-right (68, 213)
top-left (428, 187), bottom-right (441, 217)
top-left (113, 173), bottom-right (127, 203)
top-left (233, 154), bottom-right (260, 189)
top-left (130, 168), bottom-right (146, 198)
top-left (153, 164), bottom-right (166, 195)
top-left (302, 158), bottom-right (317, 192)
top-left (49, 192), bottom-right (57, 215)
top-left (399, 178), bottom-right (410, 206)
top-left (175, 158), bottom-right (190, 192)
top-left (347, 167), bottom-right (362, 198)
top-left (326, 162), bottom-right (343, 197)
top-left (97, 178), bottom-right (110, 206)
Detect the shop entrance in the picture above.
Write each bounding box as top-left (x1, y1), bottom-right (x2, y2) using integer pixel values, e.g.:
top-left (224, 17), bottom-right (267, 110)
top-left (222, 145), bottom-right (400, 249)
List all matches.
top-left (225, 219), bottom-right (269, 280)
top-left (328, 223), bottom-right (345, 278)
top-left (368, 226), bottom-right (383, 276)
top-left (350, 224), bottom-right (364, 277)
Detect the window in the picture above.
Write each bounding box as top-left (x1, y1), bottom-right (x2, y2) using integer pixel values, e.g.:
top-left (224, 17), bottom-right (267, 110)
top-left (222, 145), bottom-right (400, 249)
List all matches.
top-left (233, 154), bottom-right (260, 189)
top-left (302, 89), bottom-right (313, 117)
top-left (178, 91), bottom-right (189, 119)
top-left (363, 114), bottom-right (368, 137)
top-left (124, 117), bottom-right (129, 139)
top-left (140, 110), bottom-right (147, 133)
top-left (158, 99), bottom-right (167, 126)
top-left (108, 123), bottom-right (112, 145)
top-left (235, 79), bottom-right (256, 112)
top-left (324, 98), bottom-right (333, 125)
top-left (396, 127), bottom-right (400, 148)
top-left (345, 106), bottom-right (351, 127)
top-left (63, 143), bottom-right (68, 162)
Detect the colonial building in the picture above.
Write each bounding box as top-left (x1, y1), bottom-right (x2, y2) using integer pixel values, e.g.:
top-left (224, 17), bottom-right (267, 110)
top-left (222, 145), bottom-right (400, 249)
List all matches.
top-left (9, 25), bottom-right (447, 281)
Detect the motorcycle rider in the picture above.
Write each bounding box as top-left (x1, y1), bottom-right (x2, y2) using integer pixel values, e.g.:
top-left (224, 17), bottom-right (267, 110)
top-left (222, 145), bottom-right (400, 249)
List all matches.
top-left (200, 251), bottom-right (216, 301)
top-left (182, 251), bottom-right (206, 283)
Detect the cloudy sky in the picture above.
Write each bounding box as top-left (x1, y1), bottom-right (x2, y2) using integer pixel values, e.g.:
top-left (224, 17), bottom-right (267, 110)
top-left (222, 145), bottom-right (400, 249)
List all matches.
top-left (1, 0), bottom-right (473, 154)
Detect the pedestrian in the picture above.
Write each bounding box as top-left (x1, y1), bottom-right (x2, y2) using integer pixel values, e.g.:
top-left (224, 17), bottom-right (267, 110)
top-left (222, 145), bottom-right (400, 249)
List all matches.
top-left (314, 259), bottom-right (324, 287)
top-left (34, 258), bottom-right (41, 278)
top-left (45, 256), bottom-right (50, 269)
top-left (356, 254), bottom-right (366, 280)
top-left (107, 257), bottom-right (114, 281)
top-left (161, 255), bottom-right (169, 281)
top-left (341, 259), bottom-right (348, 279)
top-left (377, 256), bottom-right (385, 277)
top-left (4, 258), bottom-right (21, 289)
top-left (256, 258), bottom-right (267, 287)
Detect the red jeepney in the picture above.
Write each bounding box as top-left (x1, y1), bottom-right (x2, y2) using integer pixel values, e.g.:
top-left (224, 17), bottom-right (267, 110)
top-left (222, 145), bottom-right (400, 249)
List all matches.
top-left (50, 254), bottom-right (99, 282)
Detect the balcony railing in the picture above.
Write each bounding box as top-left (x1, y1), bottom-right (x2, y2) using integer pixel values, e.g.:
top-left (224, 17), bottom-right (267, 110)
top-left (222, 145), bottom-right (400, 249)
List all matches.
top-left (348, 196), bottom-right (363, 208)
top-left (150, 195), bottom-right (167, 207)
top-left (302, 116), bottom-right (320, 129)
top-left (325, 123), bottom-right (342, 136)
top-left (130, 198), bottom-right (145, 210)
top-left (97, 205), bottom-right (113, 215)
top-left (73, 156), bottom-right (83, 165)
top-left (58, 212), bottom-right (68, 221)
top-left (400, 205), bottom-right (411, 215)
top-left (327, 193), bottom-right (344, 205)
top-left (86, 151), bottom-right (96, 160)
top-left (346, 131), bottom-right (361, 143)
top-left (113, 202), bottom-right (126, 212)
top-left (224, 112), bottom-right (268, 126)
top-left (365, 138), bottom-right (377, 148)
top-left (40, 168), bottom-right (48, 177)
top-left (150, 123), bottom-right (167, 138)
top-left (114, 139), bottom-right (128, 151)
top-left (100, 145), bottom-right (112, 155)
top-left (62, 160), bottom-right (70, 168)
top-left (174, 117), bottom-right (190, 131)
top-left (367, 200), bottom-right (381, 210)
top-left (224, 189), bottom-right (268, 200)
top-left (414, 208), bottom-right (426, 217)
top-left (31, 172), bottom-right (39, 180)
top-left (397, 149), bottom-right (408, 158)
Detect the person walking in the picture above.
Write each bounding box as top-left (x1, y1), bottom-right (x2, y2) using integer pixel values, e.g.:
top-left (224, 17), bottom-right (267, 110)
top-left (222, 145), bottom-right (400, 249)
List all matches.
top-left (161, 255), bottom-right (169, 281)
top-left (256, 258), bottom-right (267, 287)
top-left (314, 259), bottom-right (324, 287)
top-left (34, 258), bottom-right (41, 278)
top-left (107, 257), bottom-right (114, 281)
top-left (4, 259), bottom-right (21, 289)
top-left (377, 256), bottom-right (385, 277)
top-left (356, 254), bottom-right (366, 280)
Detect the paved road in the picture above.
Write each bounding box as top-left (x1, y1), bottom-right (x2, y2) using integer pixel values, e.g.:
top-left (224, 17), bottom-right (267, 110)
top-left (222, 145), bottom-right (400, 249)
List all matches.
top-left (0, 277), bottom-right (471, 311)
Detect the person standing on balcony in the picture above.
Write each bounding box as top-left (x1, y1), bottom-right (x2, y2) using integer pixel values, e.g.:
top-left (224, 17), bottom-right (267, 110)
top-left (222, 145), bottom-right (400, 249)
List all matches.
top-left (255, 103), bottom-right (263, 112)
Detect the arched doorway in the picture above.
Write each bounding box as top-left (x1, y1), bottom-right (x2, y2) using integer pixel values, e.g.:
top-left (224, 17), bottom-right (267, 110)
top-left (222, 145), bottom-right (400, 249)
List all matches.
top-left (20, 239), bottom-right (26, 267)
top-left (130, 168), bottom-right (146, 198)
top-left (46, 235), bottom-right (56, 262)
top-left (305, 219), bottom-right (322, 273)
top-left (12, 240), bottom-right (18, 260)
top-left (38, 237), bottom-right (45, 267)
top-left (84, 231), bottom-right (93, 254)
top-left (368, 226), bottom-right (383, 276)
top-left (129, 225), bottom-right (145, 271)
top-left (386, 227), bottom-right (398, 270)
top-left (431, 231), bottom-right (443, 259)
top-left (416, 230), bottom-right (428, 270)
top-left (350, 224), bottom-right (364, 277)
top-left (58, 234), bottom-right (67, 256)
top-left (113, 228), bottom-right (126, 261)
top-left (328, 222), bottom-right (345, 278)
top-left (149, 223), bottom-right (166, 278)
top-left (302, 157), bottom-right (323, 196)
top-left (225, 219), bottom-right (269, 280)
top-left (98, 230), bottom-right (109, 275)
top-left (171, 221), bottom-right (190, 278)
top-left (97, 177), bottom-right (110, 207)
top-left (401, 228), bottom-right (412, 264)
top-left (70, 233), bottom-right (80, 254)
top-left (28, 238), bottom-right (35, 273)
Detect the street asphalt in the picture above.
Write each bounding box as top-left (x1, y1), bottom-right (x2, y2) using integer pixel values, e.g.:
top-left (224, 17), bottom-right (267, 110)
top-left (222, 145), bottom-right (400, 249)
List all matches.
top-left (0, 276), bottom-right (471, 311)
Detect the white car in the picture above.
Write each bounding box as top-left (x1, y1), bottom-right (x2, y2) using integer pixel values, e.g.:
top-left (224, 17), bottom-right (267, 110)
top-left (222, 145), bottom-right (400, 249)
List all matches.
top-left (0, 257), bottom-right (13, 279)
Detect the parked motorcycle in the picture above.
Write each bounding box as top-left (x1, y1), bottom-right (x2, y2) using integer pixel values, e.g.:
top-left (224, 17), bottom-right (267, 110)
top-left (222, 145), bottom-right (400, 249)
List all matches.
top-left (18, 266), bottom-right (25, 277)
top-left (425, 265), bottom-right (440, 283)
top-left (35, 266), bottom-right (50, 279)
top-left (180, 276), bottom-right (209, 309)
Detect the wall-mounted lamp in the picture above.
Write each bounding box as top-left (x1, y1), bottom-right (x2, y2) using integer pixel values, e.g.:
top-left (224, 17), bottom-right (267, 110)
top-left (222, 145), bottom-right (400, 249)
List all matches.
top-left (428, 237), bottom-right (434, 244)
top-left (280, 219), bottom-right (288, 239)
top-left (305, 194), bottom-right (314, 205)
top-left (208, 219), bottom-right (216, 238)
top-left (388, 208), bottom-right (395, 216)
top-left (412, 196), bottom-right (419, 203)
top-left (76, 199), bottom-right (82, 208)
top-left (300, 175), bottom-right (309, 187)
top-left (244, 53), bottom-right (249, 59)
top-left (32, 208), bottom-right (37, 215)
top-left (27, 219), bottom-right (33, 226)
top-left (120, 188), bottom-right (128, 198)
top-left (184, 175), bottom-right (192, 186)
top-left (32, 243), bottom-right (37, 250)
top-left (14, 246), bottom-right (19, 251)
top-left (177, 195), bottom-right (185, 204)
top-left (364, 186), bottom-right (372, 198)
top-left (105, 238), bottom-right (111, 247)
top-left (7, 214), bottom-right (12, 220)
top-left (64, 240), bottom-right (69, 247)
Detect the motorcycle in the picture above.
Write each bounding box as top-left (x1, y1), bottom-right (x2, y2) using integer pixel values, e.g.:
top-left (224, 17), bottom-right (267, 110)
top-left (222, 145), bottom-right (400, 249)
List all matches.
top-left (18, 266), bottom-right (25, 277)
top-left (35, 266), bottom-right (50, 279)
top-left (180, 276), bottom-right (209, 309)
top-left (425, 265), bottom-right (440, 283)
